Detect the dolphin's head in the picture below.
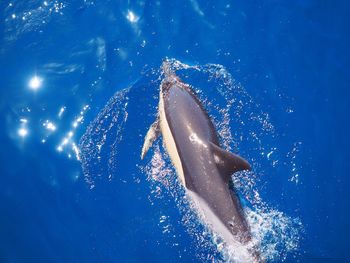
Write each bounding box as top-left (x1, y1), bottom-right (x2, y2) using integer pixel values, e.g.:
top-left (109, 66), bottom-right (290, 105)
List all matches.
top-left (160, 59), bottom-right (182, 94)
top-left (160, 72), bottom-right (183, 100)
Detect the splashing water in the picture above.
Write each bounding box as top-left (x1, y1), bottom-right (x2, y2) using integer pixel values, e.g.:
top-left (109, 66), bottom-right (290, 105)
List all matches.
top-left (79, 58), bottom-right (303, 262)
top-left (79, 88), bottom-right (130, 188)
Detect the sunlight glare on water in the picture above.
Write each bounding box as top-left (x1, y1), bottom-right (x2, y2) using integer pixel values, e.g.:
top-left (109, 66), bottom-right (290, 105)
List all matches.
top-left (28, 75), bottom-right (43, 90)
top-left (18, 127), bottom-right (28, 137)
top-left (126, 10), bottom-right (139, 23)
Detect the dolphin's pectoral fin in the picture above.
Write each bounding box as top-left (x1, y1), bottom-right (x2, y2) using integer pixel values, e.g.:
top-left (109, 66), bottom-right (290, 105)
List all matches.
top-left (210, 142), bottom-right (251, 182)
top-left (141, 116), bottom-right (160, 160)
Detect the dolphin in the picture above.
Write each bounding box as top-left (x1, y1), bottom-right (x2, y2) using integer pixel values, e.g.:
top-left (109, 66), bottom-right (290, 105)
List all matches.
top-left (141, 62), bottom-right (259, 262)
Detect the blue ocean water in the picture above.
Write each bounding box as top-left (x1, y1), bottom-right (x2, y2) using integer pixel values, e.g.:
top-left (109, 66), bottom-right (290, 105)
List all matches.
top-left (0, 1), bottom-right (349, 262)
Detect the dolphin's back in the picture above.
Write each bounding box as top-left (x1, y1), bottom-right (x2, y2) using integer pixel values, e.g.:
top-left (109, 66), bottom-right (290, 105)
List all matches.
top-left (165, 82), bottom-right (219, 145)
top-left (164, 81), bottom-right (218, 188)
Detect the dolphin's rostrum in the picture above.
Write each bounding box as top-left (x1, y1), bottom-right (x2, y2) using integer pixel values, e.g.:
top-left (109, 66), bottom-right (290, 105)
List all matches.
top-left (142, 62), bottom-right (260, 262)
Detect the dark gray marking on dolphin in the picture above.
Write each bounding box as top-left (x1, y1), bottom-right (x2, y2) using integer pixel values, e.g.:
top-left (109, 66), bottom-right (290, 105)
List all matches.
top-left (141, 62), bottom-right (261, 262)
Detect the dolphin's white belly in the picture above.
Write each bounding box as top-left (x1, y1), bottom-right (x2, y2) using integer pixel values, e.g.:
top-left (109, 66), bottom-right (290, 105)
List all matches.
top-left (159, 90), bottom-right (186, 187)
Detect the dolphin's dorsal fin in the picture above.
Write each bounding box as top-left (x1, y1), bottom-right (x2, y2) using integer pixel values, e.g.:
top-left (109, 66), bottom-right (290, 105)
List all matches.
top-left (210, 142), bottom-right (251, 182)
top-left (141, 116), bottom-right (160, 160)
